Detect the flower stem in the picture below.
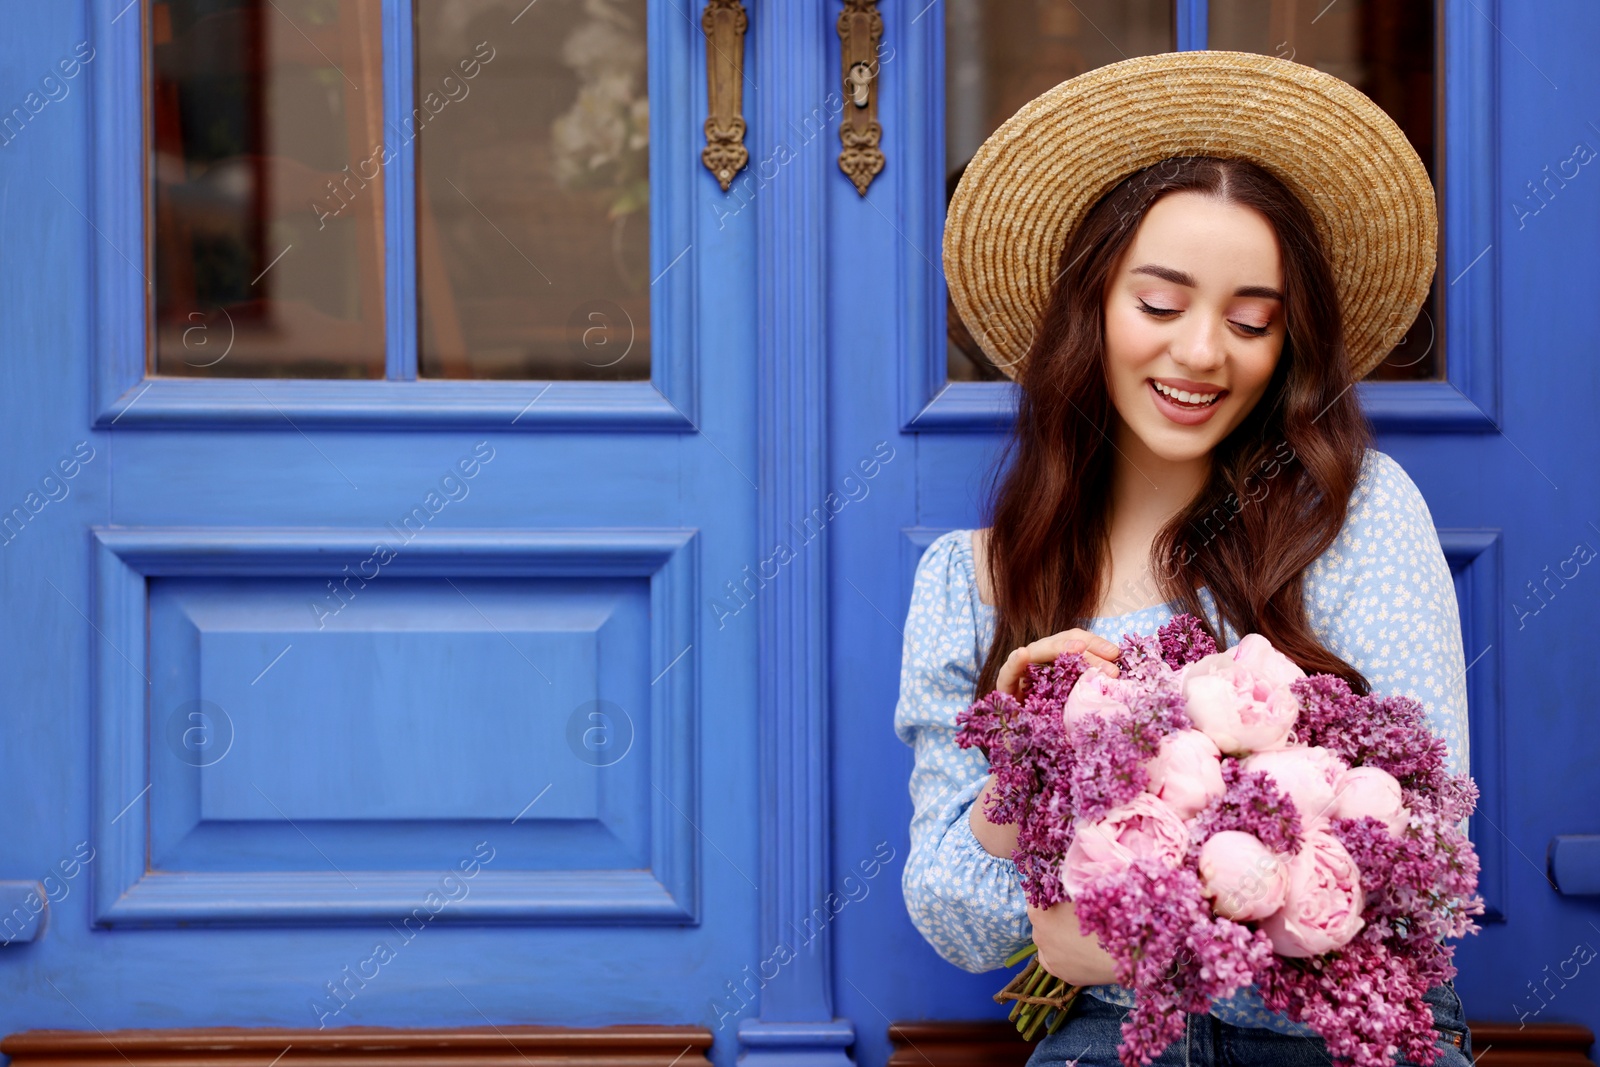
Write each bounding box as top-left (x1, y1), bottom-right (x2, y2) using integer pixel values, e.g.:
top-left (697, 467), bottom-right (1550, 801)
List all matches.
top-left (1015, 960), bottom-right (1054, 1036)
top-left (1004, 940), bottom-right (1039, 968)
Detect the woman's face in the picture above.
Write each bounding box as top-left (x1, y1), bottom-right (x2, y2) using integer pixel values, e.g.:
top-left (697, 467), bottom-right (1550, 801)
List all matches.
top-left (1103, 190), bottom-right (1287, 466)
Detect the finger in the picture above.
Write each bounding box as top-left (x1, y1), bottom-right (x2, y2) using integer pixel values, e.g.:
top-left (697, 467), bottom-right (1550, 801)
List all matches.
top-left (1055, 632), bottom-right (1120, 661)
top-left (1083, 652), bottom-right (1120, 677)
top-left (1033, 633), bottom-right (1091, 661)
top-left (997, 648), bottom-right (1026, 693)
top-left (999, 662), bottom-right (1033, 698)
top-left (1016, 637), bottom-right (1060, 663)
top-left (1014, 641), bottom-right (1119, 685)
top-left (1079, 633), bottom-right (1121, 660)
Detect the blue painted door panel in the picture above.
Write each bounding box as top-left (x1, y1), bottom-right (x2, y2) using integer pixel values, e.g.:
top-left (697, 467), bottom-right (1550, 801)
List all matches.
top-left (831, 1), bottom-right (1600, 1061)
top-left (0, 0), bottom-right (761, 1057)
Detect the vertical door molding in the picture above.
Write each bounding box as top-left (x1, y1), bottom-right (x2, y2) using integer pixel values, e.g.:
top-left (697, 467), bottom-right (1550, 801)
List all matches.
top-left (738, 0), bottom-right (855, 1064)
top-left (381, 0), bottom-right (419, 381)
top-left (1440, 528), bottom-right (1506, 924)
top-left (1175, 0), bottom-right (1208, 51)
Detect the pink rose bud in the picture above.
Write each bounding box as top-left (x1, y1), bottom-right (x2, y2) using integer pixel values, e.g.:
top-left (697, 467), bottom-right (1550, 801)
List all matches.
top-left (1198, 831), bottom-right (1289, 921)
top-left (1060, 793), bottom-right (1189, 899)
top-left (1062, 665), bottom-right (1136, 727)
top-left (1259, 828), bottom-right (1366, 957)
top-left (1334, 765), bottom-right (1410, 836)
top-left (1145, 729), bottom-right (1225, 818)
top-left (1242, 745), bottom-right (1350, 828)
top-left (1180, 634), bottom-right (1305, 755)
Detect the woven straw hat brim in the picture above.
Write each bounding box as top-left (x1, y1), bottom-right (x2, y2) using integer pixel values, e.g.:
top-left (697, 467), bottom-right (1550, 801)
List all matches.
top-left (942, 50), bottom-right (1438, 382)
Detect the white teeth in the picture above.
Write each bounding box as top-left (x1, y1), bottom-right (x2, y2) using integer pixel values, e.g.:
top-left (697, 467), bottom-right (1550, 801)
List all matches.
top-left (1152, 381), bottom-right (1220, 406)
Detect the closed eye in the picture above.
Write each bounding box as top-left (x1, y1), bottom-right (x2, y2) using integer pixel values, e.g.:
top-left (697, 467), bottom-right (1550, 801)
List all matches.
top-left (1137, 299), bottom-right (1271, 337)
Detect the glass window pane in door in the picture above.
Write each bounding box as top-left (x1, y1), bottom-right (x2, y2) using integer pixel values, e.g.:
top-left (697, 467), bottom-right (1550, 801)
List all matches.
top-left (1210, 0), bottom-right (1439, 381)
top-left (944, 1), bottom-right (1174, 382)
top-left (415, 0), bottom-right (650, 381)
top-left (149, 0), bottom-right (386, 378)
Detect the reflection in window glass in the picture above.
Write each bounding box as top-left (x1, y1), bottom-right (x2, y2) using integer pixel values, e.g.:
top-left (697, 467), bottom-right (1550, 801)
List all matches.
top-left (1210, 0), bottom-right (1439, 381)
top-left (149, 0), bottom-right (386, 378)
top-left (944, 1), bottom-right (1173, 381)
top-left (416, 0), bottom-right (649, 380)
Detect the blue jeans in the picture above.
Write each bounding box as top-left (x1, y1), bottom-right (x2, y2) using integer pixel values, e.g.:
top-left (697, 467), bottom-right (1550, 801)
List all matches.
top-left (1025, 982), bottom-right (1472, 1067)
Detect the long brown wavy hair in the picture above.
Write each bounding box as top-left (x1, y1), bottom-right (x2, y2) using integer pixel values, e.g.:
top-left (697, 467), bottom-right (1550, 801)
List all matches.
top-left (973, 155), bottom-right (1376, 698)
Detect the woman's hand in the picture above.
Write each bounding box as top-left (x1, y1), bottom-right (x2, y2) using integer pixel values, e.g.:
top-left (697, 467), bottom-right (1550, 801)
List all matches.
top-left (1026, 899), bottom-right (1118, 987)
top-left (972, 629), bottom-right (1120, 855)
top-left (969, 774), bottom-right (1020, 858)
top-left (990, 626), bottom-right (1122, 985)
top-left (996, 628), bottom-right (1121, 698)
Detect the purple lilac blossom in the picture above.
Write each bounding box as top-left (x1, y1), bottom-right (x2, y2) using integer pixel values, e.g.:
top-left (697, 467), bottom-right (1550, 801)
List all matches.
top-left (954, 649), bottom-right (1088, 908)
top-left (1292, 676), bottom-right (1452, 795)
top-left (1075, 859), bottom-right (1275, 1067)
top-left (1191, 759), bottom-right (1305, 855)
top-left (1157, 612), bottom-right (1219, 668)
top-left (1256, 932), bottom-right (1439, 1067)
top-left (1065, 679), bottom-right (1189, 823)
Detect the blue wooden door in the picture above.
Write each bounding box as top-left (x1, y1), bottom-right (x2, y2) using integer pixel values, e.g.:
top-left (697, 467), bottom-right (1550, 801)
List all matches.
top-left (830, 0), bottom-right (1600, 1059)
top-left (0, 1), bottom-right (822, 1063)
top-left (7, 0), bottom-right (1600, 1063)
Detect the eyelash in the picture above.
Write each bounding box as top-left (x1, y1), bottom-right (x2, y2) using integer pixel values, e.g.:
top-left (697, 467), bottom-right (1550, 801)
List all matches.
top-left (1136, 299), bottom-right (1271, 337)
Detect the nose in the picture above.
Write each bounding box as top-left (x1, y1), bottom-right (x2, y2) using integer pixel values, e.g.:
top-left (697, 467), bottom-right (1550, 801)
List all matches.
top-left (1170, 311), bottom-right (1227, 373)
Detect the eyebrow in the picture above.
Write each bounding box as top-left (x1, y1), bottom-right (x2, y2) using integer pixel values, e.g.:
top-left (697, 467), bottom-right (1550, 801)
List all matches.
top-left (1129, 263), bottom-right (1284, 301)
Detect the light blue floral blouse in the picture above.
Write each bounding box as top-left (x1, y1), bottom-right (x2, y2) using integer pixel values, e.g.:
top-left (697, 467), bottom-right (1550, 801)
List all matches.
top-left (893, 447), bottom-right (1471, 1034)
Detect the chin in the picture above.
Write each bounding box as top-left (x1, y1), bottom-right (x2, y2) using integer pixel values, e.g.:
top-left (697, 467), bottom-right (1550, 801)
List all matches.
top-left (1133, 424), bottom-right (1220, 463)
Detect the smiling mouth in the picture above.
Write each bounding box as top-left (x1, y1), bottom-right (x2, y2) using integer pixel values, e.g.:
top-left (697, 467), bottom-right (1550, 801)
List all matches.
top-left (1149, 379), bottom-right (1225, 408)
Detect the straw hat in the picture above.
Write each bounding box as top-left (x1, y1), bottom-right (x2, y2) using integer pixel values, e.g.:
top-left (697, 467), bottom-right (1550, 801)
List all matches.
top-left (942, 50), bottom-right (1438, 382)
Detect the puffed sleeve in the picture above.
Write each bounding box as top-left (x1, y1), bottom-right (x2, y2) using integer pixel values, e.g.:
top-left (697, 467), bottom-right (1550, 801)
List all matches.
top-left (1302, 448), bottom-right (1471, 779)
top-left (893, 529), bottom-right (1035, 973)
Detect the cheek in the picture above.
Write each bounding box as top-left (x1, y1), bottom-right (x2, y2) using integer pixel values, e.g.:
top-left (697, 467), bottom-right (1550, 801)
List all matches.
top-left (1104, 306), bottom-right (1160, 368)
top-left (1244, 344), bottom-right (1284, 393)
top-left (1226, 349), bottom-right (1283, 423)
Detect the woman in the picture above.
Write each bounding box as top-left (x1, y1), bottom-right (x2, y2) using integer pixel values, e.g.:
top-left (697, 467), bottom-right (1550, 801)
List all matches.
top-left (894, 52), bottom-right (1473, 1066)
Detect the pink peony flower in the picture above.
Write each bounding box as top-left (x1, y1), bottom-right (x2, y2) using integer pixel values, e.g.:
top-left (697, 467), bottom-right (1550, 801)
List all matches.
top-left (1242, 746), bottom-right (1351, 827)
top-left (1180, 633), bottom-right (1305, 754)
top-left (1062, 665), bottom-right (1138, 726)
top-left (1259, 827), bottom-right (1366, 957)
top-left (1232, 632), bottom-right (1308, 689)
top-left (1197, 830), bottom-right (1289, 921)
top-left (1144, 729), bottom-right (1225, 818)
top-left (1060, 793), bottom-right (1189, 899)
top-left (1333, 765), bottom-right (1410, 836)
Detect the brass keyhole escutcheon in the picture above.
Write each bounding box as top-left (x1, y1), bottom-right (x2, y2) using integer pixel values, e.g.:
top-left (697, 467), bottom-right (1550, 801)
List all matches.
top-left (847, 61), bottom-right (873, 107)
top-left (836, 1), bottom-right (884, 195)
top-left (700, 0), bottom-right (749, 192)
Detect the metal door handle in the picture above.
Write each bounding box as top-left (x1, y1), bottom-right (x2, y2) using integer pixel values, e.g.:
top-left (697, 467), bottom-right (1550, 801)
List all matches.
top-left (1549, 835), bottom-right (1600, 894)
top-left (0, 882), bottom-right (46, 944)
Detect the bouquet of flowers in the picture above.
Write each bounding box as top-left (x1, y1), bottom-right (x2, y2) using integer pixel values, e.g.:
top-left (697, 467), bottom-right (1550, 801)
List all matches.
top-left (954, 614), bottom-right (1482, 1067)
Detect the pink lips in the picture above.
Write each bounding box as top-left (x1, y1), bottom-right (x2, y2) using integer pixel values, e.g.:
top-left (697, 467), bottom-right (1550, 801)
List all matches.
top-left (1148, 379), bottom-right (1225, 426)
